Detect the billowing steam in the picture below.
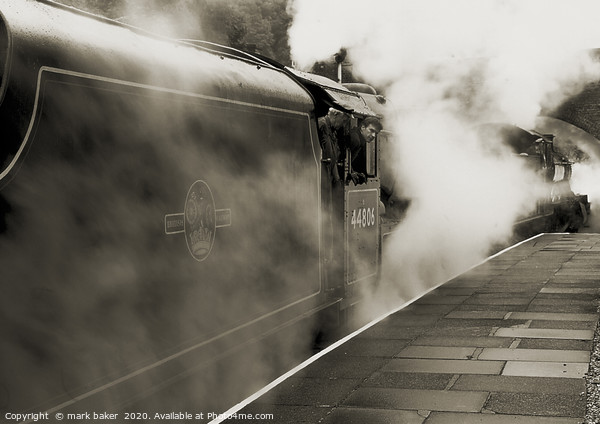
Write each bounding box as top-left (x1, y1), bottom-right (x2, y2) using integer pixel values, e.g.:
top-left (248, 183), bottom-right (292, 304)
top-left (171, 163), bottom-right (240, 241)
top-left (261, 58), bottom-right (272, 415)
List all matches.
top-left (117, 0), bottom-right (204, 39)
top-left (288, 0), bottom-right (600, 311)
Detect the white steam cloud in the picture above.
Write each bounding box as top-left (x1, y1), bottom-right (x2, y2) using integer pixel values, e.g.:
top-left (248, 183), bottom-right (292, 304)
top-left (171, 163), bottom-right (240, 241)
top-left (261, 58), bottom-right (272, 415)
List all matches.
top-left (288, 0), bottom-right (600, 310)
top-left (117, 1), bottom-right (203, 39)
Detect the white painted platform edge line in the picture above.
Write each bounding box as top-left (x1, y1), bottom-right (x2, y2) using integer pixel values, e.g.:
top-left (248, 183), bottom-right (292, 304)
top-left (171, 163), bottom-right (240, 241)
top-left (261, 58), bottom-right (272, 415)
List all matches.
top-left (207, 233), bottom-right (549, 423)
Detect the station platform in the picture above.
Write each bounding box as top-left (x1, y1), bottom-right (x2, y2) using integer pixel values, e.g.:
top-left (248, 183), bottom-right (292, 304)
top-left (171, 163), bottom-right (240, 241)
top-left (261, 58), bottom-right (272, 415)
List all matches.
top-left (220, 233), bottom-right (600, 424)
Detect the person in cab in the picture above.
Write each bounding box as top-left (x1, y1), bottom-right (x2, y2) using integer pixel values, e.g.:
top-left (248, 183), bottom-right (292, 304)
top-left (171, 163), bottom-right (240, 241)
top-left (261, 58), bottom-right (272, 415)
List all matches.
top-left (347, 116), bottom-right (382, 184)
top-left (318, 108), bottom-right (350, 185)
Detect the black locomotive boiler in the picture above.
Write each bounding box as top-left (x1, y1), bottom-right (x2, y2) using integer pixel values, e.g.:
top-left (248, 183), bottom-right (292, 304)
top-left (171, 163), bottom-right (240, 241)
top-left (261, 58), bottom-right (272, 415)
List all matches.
top-left (0, 0), bottom-right (389, 418)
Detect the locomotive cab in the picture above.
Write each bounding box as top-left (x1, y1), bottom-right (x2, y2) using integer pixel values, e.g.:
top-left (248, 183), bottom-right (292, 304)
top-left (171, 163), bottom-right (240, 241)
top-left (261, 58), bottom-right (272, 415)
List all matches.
top-left (285, 70), bottom-right (386, 312)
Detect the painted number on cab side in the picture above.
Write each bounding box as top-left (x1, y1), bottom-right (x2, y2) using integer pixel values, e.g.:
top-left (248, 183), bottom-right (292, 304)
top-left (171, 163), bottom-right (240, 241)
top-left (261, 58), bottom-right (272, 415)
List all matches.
top-left (351, 207), bottom-right (376, 229)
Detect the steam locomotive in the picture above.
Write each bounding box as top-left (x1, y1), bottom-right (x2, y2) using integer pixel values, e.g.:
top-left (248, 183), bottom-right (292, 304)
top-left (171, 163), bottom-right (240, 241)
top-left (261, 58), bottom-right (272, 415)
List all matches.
top-left (0, 0), bottom-right (590, 420)
top-left (0, 0), bottom-right (393, 418)
top-left (476, 123), bottom-right (590, 236)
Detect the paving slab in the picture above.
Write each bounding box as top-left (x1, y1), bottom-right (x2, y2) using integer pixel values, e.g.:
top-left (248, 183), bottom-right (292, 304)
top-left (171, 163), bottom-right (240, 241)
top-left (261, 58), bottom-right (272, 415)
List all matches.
top-left (383, 358), bottom-right (504, 375)
top-left (527, 304), bottom-right (598, 313)
top-left (356, 325), bottom-right (430, 339)
top-left (434, 287), bottom-right (478, 296)
top-left (434, 318), bottom-right (528, 328)
top-left (463, 296), bottom-right (534, 306)
top-left (550, 276), bottom-right (600, 283)
top-left (507, 312), bottom-right (598, 321)
top-left (378, 314), bottom-right (441, 327)
top-left (456, 304), bottom-right (529, 312)
top-left (556, 270), bottom-right (600, 275)
top-left (444, 311), bottom-right (508, 319)
top-left (560, 262), bottom-right (600, 268)
top-left (321, 407), bottom-right (425, 424)
top-left (477, 286), bottom-right (543, 294)
top-left (404, 304), bottom-right (458, 315)
top-left (470, 292), bottom-right (537, 299)
top-left (528, 298), bottom-right (596, 307)
top-left (342, 388), bottom-right (488, 412)
top-left (445, 280), bottom-right (490, 288)
top-left (364, 371), bottom-right (453, 390)
top-left (488, 276), bottom-right (550, 283)
top-left (413, 336), bottom-right (513, 348)
top-left (414, 295), bottom-right (470, 305)
top-left (445, 311), bottom-right (509, 319)
top-left (478, 348), bottom-right (589, 362)
top-left (486, 392), bottom-right (585, 417)
top-left (502, 361), bottom-right (588, 378)
top-left (425, 412), bottom-right (582, 424)
top-left (328, 338), bottom-right (410, 357)
top-left (395, 345), bottom-right (477, 360)
top-left (296, 356), bottom-right (388, 379)
top-left (529, 320), bottom-right (595, 330)
top-left (536, 293), bottom-right (597, 301)
top-left (425, 323), bottom-right (502, 337)
top-left (493, 274), bottom-right (553, 282)
top-left (517, 338), bottom-right (592, 351)
top-left (540, 287), bottom-right (599, 294)
top-left (463, 268), bottom-right (507, 276)
top-left (546, 281), bottom-right (600, 288)
top-left (451, 375), bottom-right (585, 394)
top-left (493, 328), bottom-right (594, 340)
top-left (256, 377), bottom-right (359, 406)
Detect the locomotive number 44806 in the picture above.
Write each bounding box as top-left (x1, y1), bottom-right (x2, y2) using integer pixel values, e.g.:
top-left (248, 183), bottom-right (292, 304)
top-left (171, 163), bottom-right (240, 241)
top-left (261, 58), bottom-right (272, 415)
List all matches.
top-left (350, 207), bottom-right (376, 229)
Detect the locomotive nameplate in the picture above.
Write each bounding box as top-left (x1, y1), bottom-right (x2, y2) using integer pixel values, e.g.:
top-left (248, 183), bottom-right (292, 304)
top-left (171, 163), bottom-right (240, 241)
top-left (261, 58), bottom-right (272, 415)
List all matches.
top-left (164, 180), bottom-right (231, 261)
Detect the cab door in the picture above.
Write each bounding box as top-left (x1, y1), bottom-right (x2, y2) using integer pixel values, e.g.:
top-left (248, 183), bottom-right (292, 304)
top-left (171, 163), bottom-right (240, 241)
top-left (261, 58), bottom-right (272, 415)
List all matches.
top-left (344, 124), bottom-right (381, 290)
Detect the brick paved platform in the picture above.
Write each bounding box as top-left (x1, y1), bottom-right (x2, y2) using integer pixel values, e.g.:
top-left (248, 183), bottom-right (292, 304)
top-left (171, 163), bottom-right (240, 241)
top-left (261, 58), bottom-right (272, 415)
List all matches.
top-left (222, 233), bottom-right (600, 424)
